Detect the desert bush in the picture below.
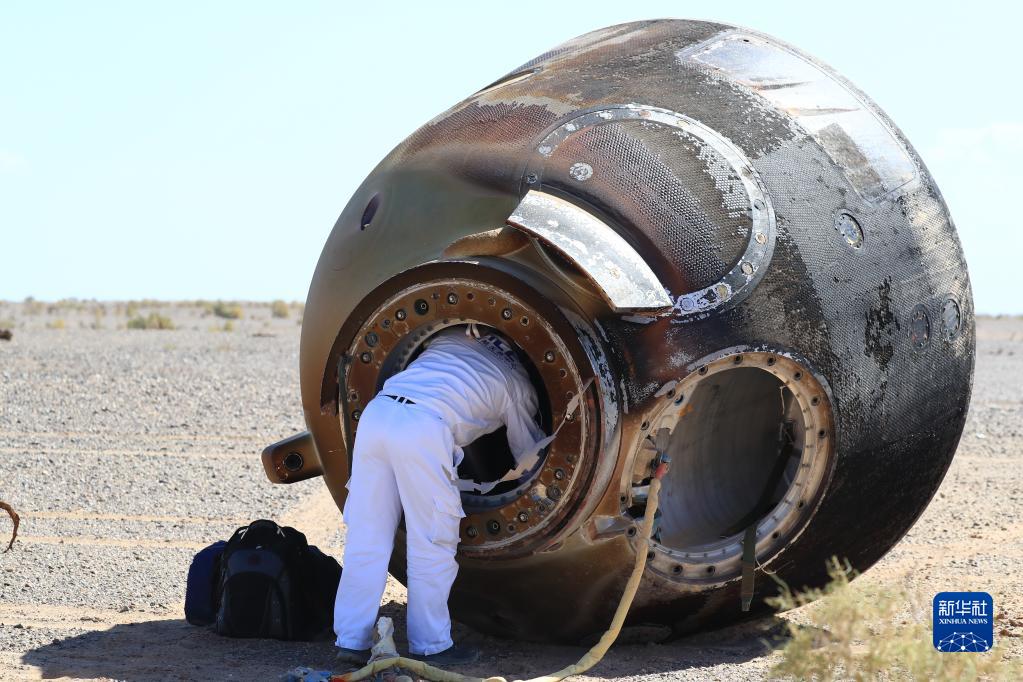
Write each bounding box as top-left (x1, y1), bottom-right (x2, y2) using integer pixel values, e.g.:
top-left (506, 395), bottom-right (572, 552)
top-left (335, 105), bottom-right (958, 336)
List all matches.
top-left (46, 319), bottom-right (66, 330)
top-left (127, 313), bottom-right (175, 330)
top-left (23, 297), bottom-right (44, 315)
top-left (767, 558), bottom-right (1019, 681)
top-left (270, 300), bottom-right (290, 318)
top-left (211, 301), bottom-right (243, 319)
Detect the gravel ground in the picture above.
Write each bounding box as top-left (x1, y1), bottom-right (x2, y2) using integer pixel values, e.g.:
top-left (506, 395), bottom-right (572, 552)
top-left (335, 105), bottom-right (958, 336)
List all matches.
top-left (0, 302), bottom-right (1020, 681)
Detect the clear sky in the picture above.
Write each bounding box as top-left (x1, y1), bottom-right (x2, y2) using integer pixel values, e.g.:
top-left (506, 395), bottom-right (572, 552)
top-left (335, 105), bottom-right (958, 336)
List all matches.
top-left (1, 2), bottom-right (1018, 313)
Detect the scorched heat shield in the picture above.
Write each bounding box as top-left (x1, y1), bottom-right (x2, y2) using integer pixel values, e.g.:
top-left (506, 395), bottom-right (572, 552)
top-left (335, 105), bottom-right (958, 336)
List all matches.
top-left (262, 20), bottom-right (974, 642)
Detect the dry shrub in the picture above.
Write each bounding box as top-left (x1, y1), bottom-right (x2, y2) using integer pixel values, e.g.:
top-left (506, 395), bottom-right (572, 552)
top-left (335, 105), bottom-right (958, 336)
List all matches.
top-left (270, 300), bottom-right (290, 318)
top-left (23, 297), bottom-right (44, 315)
top-left (46, 318), bottom-right (66, 330)
top-left (768, 558), bottom-right (1019, 681)
top-left (127, 313), bottom-right (175, 330)
top-left (211, 301), bottom-right (243, 319)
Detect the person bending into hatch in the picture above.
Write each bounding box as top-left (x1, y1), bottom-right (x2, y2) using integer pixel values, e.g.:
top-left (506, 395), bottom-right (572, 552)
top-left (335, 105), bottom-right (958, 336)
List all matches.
top-left (334, 325), bottom-right (547, 666)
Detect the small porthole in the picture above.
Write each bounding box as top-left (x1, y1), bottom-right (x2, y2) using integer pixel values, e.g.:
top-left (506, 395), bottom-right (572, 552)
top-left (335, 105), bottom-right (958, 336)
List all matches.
top-left (360, 193), bottom-right (381, 231)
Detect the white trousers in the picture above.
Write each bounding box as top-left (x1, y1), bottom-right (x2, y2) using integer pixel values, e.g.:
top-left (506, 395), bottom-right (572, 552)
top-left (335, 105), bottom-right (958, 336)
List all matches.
top-left (333, 396), bottom-right (465, 655)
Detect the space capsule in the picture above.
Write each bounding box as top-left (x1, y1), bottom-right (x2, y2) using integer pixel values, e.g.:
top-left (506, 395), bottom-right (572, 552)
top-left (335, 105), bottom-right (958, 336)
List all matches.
top-left (262, 19), bottom-right (974, 641)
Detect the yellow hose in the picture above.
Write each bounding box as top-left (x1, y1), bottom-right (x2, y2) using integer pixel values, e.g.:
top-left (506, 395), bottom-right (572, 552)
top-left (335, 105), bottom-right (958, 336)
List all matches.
top-left (335, 474), bottom-right (666, 682)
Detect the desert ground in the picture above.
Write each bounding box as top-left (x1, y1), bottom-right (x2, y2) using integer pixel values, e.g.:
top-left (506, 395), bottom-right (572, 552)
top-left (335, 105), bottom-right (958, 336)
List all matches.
top-left (0, 300), bottom-right (1020, 681)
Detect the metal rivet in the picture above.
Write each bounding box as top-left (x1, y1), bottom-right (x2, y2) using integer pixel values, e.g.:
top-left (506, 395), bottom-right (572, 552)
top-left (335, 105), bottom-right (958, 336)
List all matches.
top-left (548, 485), bottom-right (562, 500)
top-left (351, 410), bottom-right (362, 421)
top-left (755, 231), bottom-right (767, 244)
top-left (559, 368), bottom-right (568, 378)
top-left (414, 299), bottom-right (429, 315)
top-left (525, 172), bottom-right (538, 185)
top-left (381, 319), bottom-right (391, 328)
top-left (395, 309), bottom-right (407, 321)
top-left (646, 551), bottom-right (656, 561)
top-left (501, 308), bottom-right (513, 320)
top-left (553, 468), bottom-right (565, 481)
top-left (674, 393), bottom-right (684, 405)
top-left (544, 351), bottom-right (556, 363)
top-left (811, 396), bottom-right (821, 406)
top-left (466, 292), bottom-right (475, 301)
top-left (569, 162), bottom-right (593, 182)
top-left (627, 527), bottom-right (637, 537)
top-left (672, 565), bottom-right (683, 575)
top-left (365, 332), bottom-right (379, 347)
top-left (520, 316), bottom-right (529, 326)
top-left (447, 293), bottom-right (458, 305)
top-left (486, 520), bottom-right (501, 535)
top-left (360, 352), bottom-right (372, 364)
top-left (466, 526), bottom-right (478, 538)
top-left (741, 262), bottom-right (754, 275)
top-left (666, 388), bottom-right (675, 398)
top-left (517, 511), bottom-right (529, 523)
top-left (766, 356), bottom-right (776, 366)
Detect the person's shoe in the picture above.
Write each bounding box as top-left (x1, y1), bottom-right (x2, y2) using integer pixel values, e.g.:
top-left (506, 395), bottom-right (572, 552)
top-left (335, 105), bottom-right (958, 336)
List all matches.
top-left (410, 643), bottom-right (480, 666)
top-left (334, 647), bottom-right (371, 667)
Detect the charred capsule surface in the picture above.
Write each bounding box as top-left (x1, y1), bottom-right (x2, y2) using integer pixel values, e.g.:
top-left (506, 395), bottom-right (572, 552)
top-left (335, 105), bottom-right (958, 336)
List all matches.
top-left (272, 20), bottom-right (974, 642)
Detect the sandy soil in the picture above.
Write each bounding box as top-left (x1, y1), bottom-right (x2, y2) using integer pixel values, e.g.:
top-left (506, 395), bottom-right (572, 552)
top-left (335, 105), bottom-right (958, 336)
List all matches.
top-left (0, 301), bottom-right (1020, 681)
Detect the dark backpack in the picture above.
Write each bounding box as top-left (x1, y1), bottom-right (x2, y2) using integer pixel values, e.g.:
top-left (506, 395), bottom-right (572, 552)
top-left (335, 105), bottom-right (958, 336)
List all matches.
top-left (213, 519), bottom-right (340, 641)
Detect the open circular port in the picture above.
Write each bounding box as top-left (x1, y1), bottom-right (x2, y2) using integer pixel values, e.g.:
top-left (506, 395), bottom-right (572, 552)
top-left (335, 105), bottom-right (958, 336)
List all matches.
top-left (333, 264), bottom-right (606, 556)
top-left (657, 367), bottom-right (802, 548)
top-left (634, 351), bottom-right (835, 580)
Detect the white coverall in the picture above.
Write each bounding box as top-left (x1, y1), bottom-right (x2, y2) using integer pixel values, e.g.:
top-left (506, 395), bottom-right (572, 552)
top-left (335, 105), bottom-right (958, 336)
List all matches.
top-left (333, 328), bottom-right (546, 655)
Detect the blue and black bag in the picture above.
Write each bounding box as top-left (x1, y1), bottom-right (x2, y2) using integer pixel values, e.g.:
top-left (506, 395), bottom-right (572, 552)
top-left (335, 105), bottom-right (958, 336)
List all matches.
top-left (185, 520), bottom-right (341, 640)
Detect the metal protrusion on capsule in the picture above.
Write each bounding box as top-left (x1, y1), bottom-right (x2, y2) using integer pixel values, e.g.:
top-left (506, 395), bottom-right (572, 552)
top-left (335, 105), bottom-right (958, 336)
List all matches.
top-left (741, 261), bottom-right (754, 275)
top-left (395, 309), bottom-right (407, 321)
top-left (360, 352), bottom-right (372, 364)
top-left (544, 350), bottom-right (556, 363)
top-left (501, 308), bottom-right (513, 320)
